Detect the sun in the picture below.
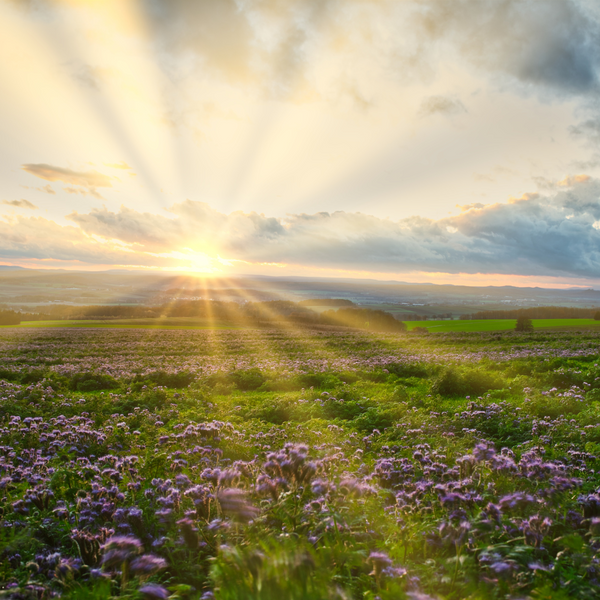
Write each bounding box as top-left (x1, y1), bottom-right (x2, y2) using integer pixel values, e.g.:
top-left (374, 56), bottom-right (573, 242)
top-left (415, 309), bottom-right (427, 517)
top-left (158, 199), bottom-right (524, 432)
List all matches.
top-left (162, 249), bottom-right (230, 274)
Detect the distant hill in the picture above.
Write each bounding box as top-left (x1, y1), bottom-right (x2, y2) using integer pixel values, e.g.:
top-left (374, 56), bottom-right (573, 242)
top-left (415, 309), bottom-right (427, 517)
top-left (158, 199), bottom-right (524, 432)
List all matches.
top-left (1, 269), bottom-right (600, 319)
top-left (298, 299), bottom-right (355, 307)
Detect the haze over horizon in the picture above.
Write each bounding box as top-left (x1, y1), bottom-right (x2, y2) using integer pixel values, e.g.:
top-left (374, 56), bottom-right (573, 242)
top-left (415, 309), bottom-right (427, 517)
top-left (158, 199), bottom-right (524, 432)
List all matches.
top-left (2, 0), bottom-right (600, 289)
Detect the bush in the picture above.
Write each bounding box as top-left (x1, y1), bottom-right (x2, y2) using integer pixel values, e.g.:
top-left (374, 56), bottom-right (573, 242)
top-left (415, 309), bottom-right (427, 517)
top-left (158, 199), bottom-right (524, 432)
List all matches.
top-left (228, 368), bottom-right (267, 391)
top-left (68, 372), bottom-right (119, 392)
top-left (20, 369), bottom-right (48, 385)
top-left (515, 316), bottom-right (534, 332)
top-left (296, 372), bottom-right (341, 389)
top-left (461, 369), bottom-right (503, 396)
top-left (322, 398), bottom-right (370, 421)
top-left (136, 370), bottom-right (196, 389)
top-left (0, 368), bottom-right (20, 382)
top-left (431, 367), bottom-right (503, 397)
top-left (431, 368), bottom-right (465, 397)
top-left (587, 389), bottom-right (600, 402)
top-left (384, 362), bottom-right (429, 379)
top-left (353, 406), bottom-right (405, 432)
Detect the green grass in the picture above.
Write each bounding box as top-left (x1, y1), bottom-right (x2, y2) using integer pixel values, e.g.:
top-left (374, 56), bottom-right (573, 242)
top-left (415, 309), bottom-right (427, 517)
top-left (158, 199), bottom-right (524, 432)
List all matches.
top-left (2, 318), bottom-right (244, 330)
top-left (3, 317), bottom-right (600, 333)
top-left (406, 318), bottom-right (600, 332)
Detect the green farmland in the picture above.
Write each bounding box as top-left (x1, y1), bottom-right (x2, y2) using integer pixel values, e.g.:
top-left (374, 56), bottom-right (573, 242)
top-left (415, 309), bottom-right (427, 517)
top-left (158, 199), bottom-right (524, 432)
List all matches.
top-left (4, 318), bottom-right (243, 329)
top-left (406, 318), bottom-right (600, 332)
top-left (3, 317), bottom-right (600, 332)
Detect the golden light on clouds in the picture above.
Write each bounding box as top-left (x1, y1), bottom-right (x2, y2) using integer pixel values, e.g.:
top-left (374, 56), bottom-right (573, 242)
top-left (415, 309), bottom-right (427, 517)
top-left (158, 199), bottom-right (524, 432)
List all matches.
top-left (1, 0), bottom-right (600, 286)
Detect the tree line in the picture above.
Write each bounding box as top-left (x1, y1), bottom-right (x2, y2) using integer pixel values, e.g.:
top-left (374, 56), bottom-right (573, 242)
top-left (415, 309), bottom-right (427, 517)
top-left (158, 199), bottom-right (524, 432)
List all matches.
top-left (1, 301), bottom-right (408, 333)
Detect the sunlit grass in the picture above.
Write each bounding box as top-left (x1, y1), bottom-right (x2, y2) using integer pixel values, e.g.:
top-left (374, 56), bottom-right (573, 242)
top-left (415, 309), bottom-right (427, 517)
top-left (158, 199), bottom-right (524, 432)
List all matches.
top-left (406, 318), bottom-right (600, 332)
top-left (5, 316), bottom-right (600, 334)
top-left (7, 318), bottom-right (244, 329)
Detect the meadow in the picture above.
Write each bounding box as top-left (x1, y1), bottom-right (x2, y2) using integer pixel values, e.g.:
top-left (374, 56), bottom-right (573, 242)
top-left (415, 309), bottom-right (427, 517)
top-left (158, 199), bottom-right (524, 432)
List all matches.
top-left (5, 317), bottom-right (600, 333)
top-left (11, 319), bottom-right (243, 330)
top-left (406, 319), bottom-right (600, 333)
top-left (1, 326), bottom-right (600, 599)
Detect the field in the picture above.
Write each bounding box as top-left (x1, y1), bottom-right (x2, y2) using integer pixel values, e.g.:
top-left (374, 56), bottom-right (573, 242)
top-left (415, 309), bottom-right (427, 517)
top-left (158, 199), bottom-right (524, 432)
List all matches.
top-left (2, 326), bottom-right (600, 599)
top-left (406, 318), bottom-right (600, 332)
top-left (4, 317), bottom-right (600, 333)
top-left (8, 319), bottom-right (243, 330)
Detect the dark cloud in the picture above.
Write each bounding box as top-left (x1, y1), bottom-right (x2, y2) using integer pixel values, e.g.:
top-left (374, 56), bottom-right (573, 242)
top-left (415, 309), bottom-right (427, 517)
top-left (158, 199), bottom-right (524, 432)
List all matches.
top-left (411, 0), bottom-right (600, 96)
top-left (2, 199), bottom-right (37, 209)
top-left (570, 117), bottom-right (600, 160)
top-left (144, 0), bottom-right (257, 81)
top-left (61, 177), bottom-right (600, 278)
top-left (10, 0), bottom-right (600, 101)
top-left (571, 117), bottom-right (600, 142)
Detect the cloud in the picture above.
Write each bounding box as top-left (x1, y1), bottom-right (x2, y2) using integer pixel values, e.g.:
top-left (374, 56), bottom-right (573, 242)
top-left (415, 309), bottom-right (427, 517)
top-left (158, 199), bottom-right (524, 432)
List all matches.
top-left (410, 0), bottom-right (600, 97)
top-left (456, 202), bottom-right (485, 212)
top-left (38, 184), bottom-right (56, 194)
top-left (104, 161), bottom-right (133, 170)
top-left (58, 177), bottom-right (600, 278)
top-left (535, 173), bottom-right (592, 191)
top-left (418, 95), bottom-right (466, 117)
top-left (63, 186), bottom-right (104, 200)
top-left (2, 199), bottom-right (37, 209)
top-left (558, 174), bottom-right (591, 187)
top-left (22, 163), bottom-right (114, 187)
top-left (69, 63), bottom-right (103, 90)
top-left (145, 0), bottom-right (256, 81)
top-left (0, 215), bottom-right (174, 267)
top-left (570, 118), bottom-right (600, 162)
top-left (22, 163), bottom-right (115, 200)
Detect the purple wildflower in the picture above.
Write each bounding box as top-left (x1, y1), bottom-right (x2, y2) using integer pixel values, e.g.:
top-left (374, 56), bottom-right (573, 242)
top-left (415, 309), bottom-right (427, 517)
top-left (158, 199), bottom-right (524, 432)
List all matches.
top-left (100, 535), bottom-right (143, 569)
top-left (139, 584), bottom-right (170, 600)
top-left (217, 488), bottom-right (259, 523)
top-left (130, 554), bottom-right (167, 576)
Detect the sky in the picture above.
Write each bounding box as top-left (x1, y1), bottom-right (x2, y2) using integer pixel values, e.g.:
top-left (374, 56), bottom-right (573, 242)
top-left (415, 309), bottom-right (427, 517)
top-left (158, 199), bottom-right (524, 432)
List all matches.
top-left (2, 0), bottom-right (600, 288)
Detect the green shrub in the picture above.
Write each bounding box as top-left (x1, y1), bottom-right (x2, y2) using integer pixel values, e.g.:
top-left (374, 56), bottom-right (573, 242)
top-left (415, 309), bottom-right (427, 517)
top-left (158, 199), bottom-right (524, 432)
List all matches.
top-left (68, 372), bottom-right (119, 392)
top-left (229, 368), bottom-right (267, 391)
top-left (245, 397), bottom-right (313, 424)
top-left (540, 368), bottom-right (585, 390)
top-left (0, 367), bottom-right (20, 382)
top-left (322, 398), bottom-right (369, 421)
top-left (461, 368), bottom-right (503, 396)
top-left (431, 367), bottom-right (465, 397)
top-left (21, 369), bottom-right (48, 385)
top-left (587, 389), bottom-right (600, 402)
top-left (384, 362), bottom-right (429, 379)
top-left (431, 367), bottom-right (502, 397)
top-left (353, 406), bottom-right (406, 432)
top-left (135, 369), bottom-right (196, 388)
top-left (296, 372), bottom-right (341, 389)
top-left (392, 385), bottom-right (410, 401)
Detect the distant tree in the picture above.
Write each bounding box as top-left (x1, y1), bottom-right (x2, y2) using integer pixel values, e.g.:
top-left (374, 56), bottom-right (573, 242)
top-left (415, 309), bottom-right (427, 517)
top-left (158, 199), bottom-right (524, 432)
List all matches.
top-left (594, 311), bottom-right (600, 321)
top-left (515, 316), bottom-right (534, 332)
top-left (0, 310), bottom-right (21, 326)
